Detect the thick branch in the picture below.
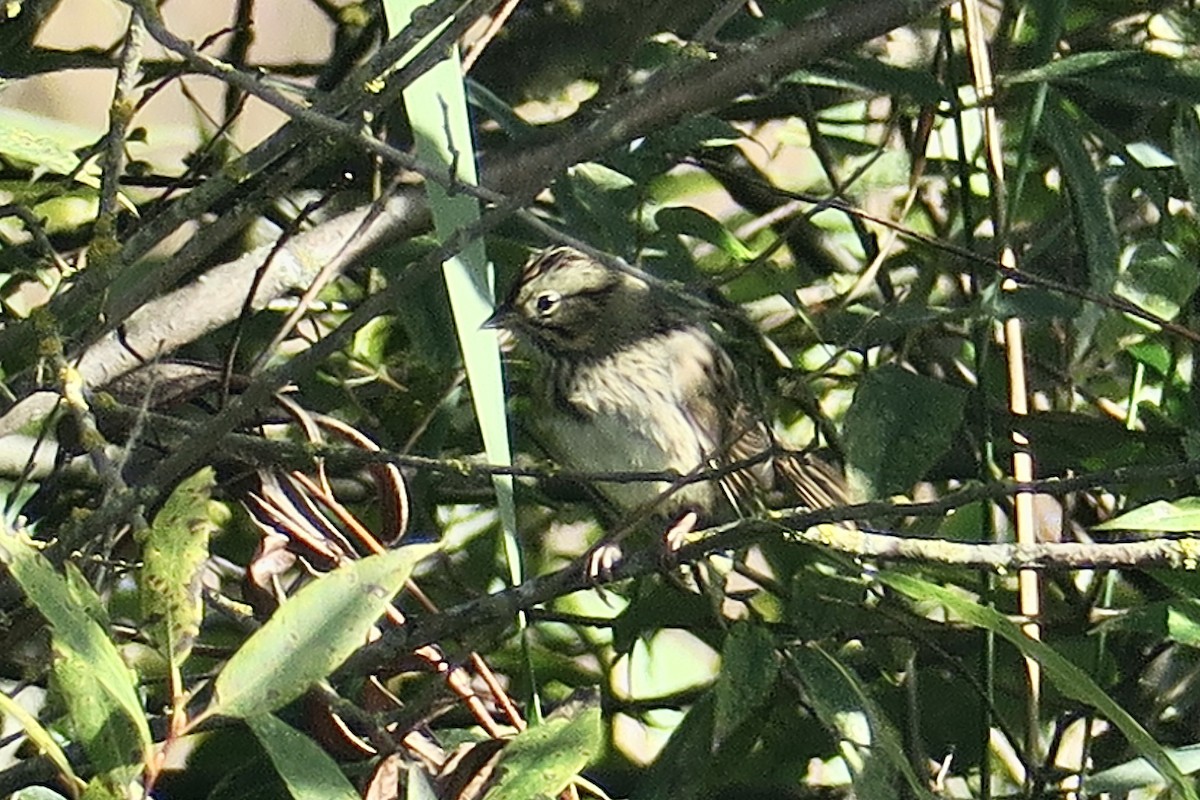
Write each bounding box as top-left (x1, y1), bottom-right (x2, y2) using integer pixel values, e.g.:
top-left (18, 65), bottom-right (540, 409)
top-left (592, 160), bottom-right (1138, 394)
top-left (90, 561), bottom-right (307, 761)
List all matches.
top-left (740, 523), bottom-right (1200, 571)
top-left (487, 0), bottom-right (954, 196)
top-left (0, 190), bottom-right (426, 437)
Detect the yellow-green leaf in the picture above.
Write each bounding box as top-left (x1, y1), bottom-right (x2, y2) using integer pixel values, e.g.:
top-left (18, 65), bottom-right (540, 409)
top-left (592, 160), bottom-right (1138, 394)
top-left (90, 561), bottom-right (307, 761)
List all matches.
top-left (137, 468), bottom-right (218, 664)
top-left (0, 526), bottom-right (152, 764)
top-left (483, 688), bottom-right (602, 800)
top-left (206, 544), bottom-right (437, 720)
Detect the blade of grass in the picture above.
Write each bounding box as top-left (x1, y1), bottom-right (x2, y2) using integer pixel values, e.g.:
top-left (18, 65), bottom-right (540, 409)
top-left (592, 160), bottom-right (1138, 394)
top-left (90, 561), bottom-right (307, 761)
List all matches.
top-left (381, 0), bottom-right (532, 715)
top-left (0, 687), bottom-right (85, 797)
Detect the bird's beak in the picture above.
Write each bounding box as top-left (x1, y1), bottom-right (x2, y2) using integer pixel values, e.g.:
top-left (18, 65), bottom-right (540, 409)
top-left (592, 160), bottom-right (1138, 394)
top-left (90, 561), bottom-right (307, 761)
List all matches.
top-left (482, 303), bottom-right (514, 331)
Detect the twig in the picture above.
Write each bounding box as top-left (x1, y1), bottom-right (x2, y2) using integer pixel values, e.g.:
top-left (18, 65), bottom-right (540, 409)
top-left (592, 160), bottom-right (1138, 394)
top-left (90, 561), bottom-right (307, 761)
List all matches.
top-left (94, 8), bottom-right (145, 242)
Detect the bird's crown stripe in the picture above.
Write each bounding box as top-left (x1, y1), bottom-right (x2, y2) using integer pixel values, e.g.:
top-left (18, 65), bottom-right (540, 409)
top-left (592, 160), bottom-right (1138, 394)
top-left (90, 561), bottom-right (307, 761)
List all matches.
top-left (522, 246), bottom-right (580, 281)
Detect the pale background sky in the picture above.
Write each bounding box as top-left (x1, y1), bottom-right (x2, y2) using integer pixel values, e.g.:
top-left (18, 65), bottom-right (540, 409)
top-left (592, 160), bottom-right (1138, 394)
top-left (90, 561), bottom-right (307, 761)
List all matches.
top-left (9, 0), bottom-right (337, 169)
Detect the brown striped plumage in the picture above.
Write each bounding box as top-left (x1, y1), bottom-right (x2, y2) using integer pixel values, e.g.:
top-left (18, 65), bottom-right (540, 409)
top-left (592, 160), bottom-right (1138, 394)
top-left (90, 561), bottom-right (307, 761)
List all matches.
top-left (486, 246), bottom-right (847, 526)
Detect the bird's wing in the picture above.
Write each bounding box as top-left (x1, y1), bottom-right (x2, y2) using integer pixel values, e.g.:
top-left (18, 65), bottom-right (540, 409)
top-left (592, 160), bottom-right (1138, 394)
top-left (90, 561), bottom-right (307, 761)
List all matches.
top-left (773, 450), bottom-right (851, 512)
top-left (675, 334), bottom-right (775, 514)
top-left (692, 330), bottom-right (850, 514)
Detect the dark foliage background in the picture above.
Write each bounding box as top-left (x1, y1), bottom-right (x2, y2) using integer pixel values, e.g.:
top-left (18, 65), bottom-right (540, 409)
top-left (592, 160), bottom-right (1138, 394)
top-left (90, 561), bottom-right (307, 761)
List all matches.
top-left (2, 0), bottom-right (1200, 798)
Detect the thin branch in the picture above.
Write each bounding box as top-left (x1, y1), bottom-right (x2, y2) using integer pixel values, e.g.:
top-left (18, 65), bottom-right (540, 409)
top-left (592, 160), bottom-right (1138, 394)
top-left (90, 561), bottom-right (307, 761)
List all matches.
top-left (95, 8), bottom-right (144, 241)
top-left (59, 396), bottom-right (1200, 577)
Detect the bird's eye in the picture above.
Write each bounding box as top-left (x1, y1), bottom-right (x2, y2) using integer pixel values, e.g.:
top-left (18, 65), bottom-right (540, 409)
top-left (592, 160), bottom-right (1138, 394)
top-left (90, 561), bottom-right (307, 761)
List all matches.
top-left (534, 291), bottom-right (559, 316)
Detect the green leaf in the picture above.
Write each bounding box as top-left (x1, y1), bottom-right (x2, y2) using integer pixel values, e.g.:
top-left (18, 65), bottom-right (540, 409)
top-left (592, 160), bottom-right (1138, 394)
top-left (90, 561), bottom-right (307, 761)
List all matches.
top-left (713, 622), bottom-right (778, 748)
top-left (245, 714), bottom-right (359, 800)
top-left (1095, 497), bottom-right (1200, 532)
top-left (1007, 51), bottom-right (1144, 84)
top-left (980, 282), bottom-right (1081, 321)
top-left (0, 526), bottom-right (152, 763)
top-left (842, 365), bottom-right (967, 499)
top-left (63, 561), bottom-right (109, 628)
top-left (786, 59), bottom-right (946, 105)
top-left (1126, 141), bottom-right (1174, 169)
top-left (612, 115), bottom-right (742, 182)
top-left (0, 107), bottom-right (90, 175)
top-left (1086, 744), bottom-right (1200, 793)
top-left (883, 573), bottom-right (1197, 800)
top-left (79, 780), bottom-right (125, 800)
top-left (387, 0), bottom-right (522, 626)
top-left (1007, 51), bottom-right (1200, 105)
top-left (1114, 241), bottom-right (1199, 324)
top-left (53, 643), bottom-right (145, 779)
top-left (349, 315), bottom-right (393, 367)
top-left (137, 468), bottom-right (218, 664)
top-left (0, 108), bottom-right (137, 212)
top-left (1095, 600), bottom-right (1200, 648)
top-left (482, 688), bottom-right (602, 800)
top-left (1127, 341), bottom-right (1173, 376)
top-left (1164, 603), bottom-right (1200, 647)
top-left (1042, 100), bottom-right (1119, 354)
top-left (206, 544), bottom-right (437, 720)
top-left (558, 162), bottom-right (640, 258)
top-left (655, 206), bottom-right (756, 263)
top-left (788, 645), bottom-right (934, 800)
top-left (1174, 106), bottom-right (1200, 209)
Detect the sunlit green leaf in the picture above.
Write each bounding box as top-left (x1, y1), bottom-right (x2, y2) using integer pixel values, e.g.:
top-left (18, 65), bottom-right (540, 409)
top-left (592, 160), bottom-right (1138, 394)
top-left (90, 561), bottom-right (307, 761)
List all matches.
top-left (1114, 241), bottom-right (1199, 324)
top-left (1095, 497), bottom-right (1200, 532)
top-left (482, 688), bottom-right (602, 800)
top-left (246, 714), bottom-right (359, 800)
top-left (53, 644), bottom-right (145, 780)
top-left (137, 468), bottom-right (218, 664)
top-left (0, 107), bottom-right (90, 175)
top-left (0, 526), bottom-right (152, 765)
top-left (206, 544), bottom-right (437, 720)
top-left (386, 0), bottom-right (522, 636)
